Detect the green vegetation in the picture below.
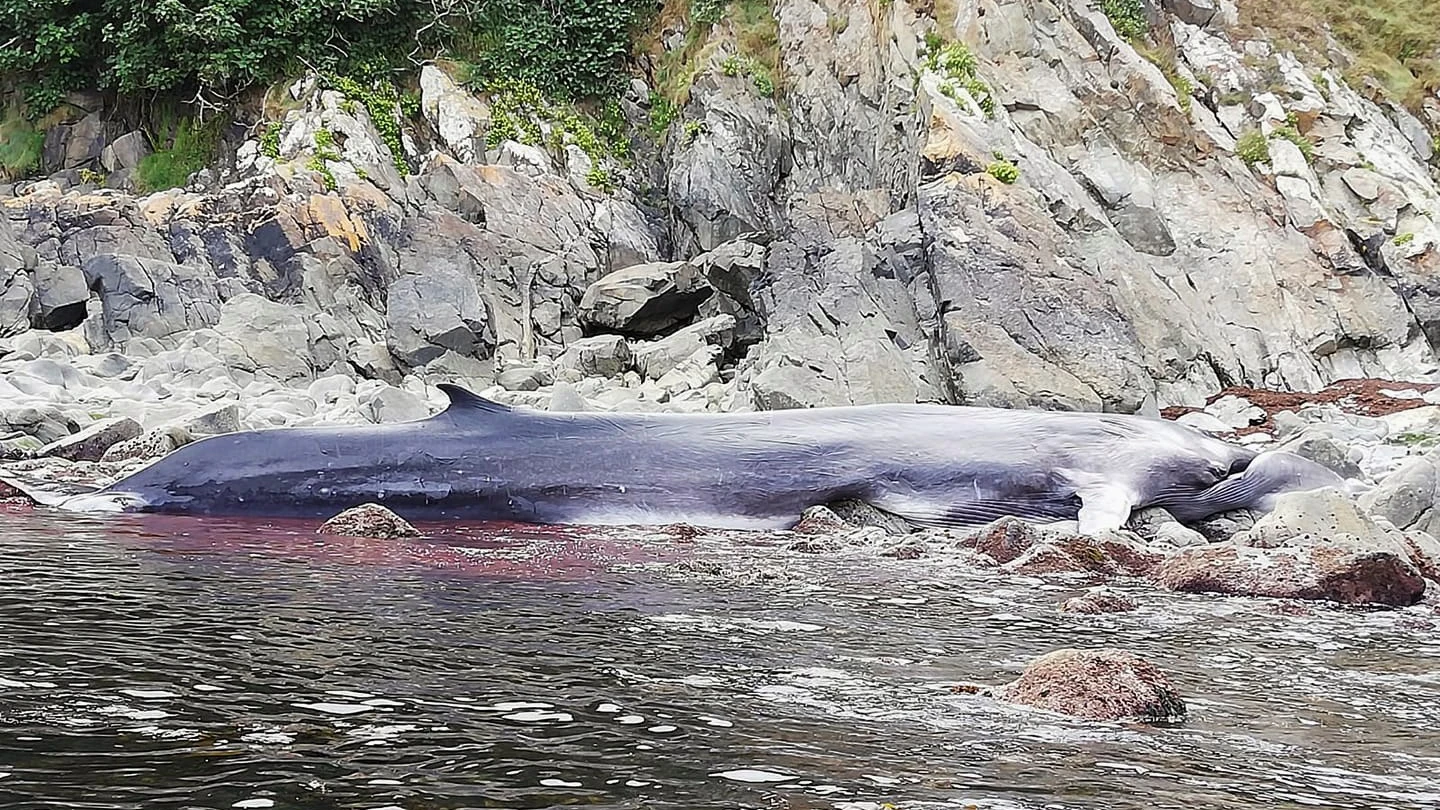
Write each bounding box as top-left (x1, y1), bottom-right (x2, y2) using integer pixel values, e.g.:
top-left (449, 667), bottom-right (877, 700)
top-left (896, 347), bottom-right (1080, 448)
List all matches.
top-left (648, 91), bottom-right (680, 135)
top-left (77, 167), bottom-right (105, 185)
top-left (260, 122), bottom-right (282, 159)
top-left (328, 76), bottom-right (409, 175)
top-left (986, 159), bottom-right (1020, 184)
top-left (1101, 0), bottom-right (1149, 40)
top-left (684, 120), bottom-right (706, 143)
top-left (1392, 430), bottom-right (1439, 448)
top-left (136, 115), bottom-right (223, 192)
top-left (1394, 232), bottom-right (1415, 246)
top-left (473, 76), bottom-right (628, 192)
top-left (1239, 0), bottom-right (1439, 114)
top-left (0, 103), bottom-right (44, 179)
top-left (455, 0), bottom-right (655, 101)
top-left (924, 39), bottom-right (995, 117)
top-left (2, 0), bottom-right (657, 131)
top-left (1134, 42), bottom-right (1195, 114)
top-left (721, 53), bottom-right (775, 98)
top-left (1236, 129), bottom-right (1270, 166)
top-left (1272, 124), bottom-right (1316, 162)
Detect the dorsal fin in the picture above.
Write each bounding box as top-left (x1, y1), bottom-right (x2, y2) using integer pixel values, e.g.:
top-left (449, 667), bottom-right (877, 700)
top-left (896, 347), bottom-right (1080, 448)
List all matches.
top-left (437, 383), bottom-right (513, 416)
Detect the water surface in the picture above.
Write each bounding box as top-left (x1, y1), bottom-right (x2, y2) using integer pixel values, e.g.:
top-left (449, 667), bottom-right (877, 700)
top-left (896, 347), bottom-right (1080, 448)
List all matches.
top-left (2, 505), bottom-right (1438, 809)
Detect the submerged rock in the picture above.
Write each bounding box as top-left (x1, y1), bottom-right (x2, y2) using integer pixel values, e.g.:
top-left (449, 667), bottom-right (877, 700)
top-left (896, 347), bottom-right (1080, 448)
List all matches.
top-left (991, 648), bottom-right (1186, 723)
top-left (1060, 588), bottom-right (1139, 615)
top-left (318, 503), bottom-right (421, 540)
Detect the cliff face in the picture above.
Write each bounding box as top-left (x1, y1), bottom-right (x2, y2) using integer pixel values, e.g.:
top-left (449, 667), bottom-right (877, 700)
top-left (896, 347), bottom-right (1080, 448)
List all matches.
top-left (3, 0), bottom-right (1439, 426)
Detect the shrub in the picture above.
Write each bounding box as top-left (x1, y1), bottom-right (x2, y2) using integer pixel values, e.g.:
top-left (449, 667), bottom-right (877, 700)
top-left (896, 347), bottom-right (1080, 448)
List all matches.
top-left (1393, 232), bottom-right (1415, 246)
top-left (0, 0), bottom-right (656, 107)
top-left (924, 40), bottom-right (995, 118)
top-left (1101, 0), bottom-right (1149, 40)
top-left (260, 122), bottom-right (282, 159)
top-left (1236, 130), bottom-right (1270, 166)
top-left (986, 159), bottom-right (1020, 184)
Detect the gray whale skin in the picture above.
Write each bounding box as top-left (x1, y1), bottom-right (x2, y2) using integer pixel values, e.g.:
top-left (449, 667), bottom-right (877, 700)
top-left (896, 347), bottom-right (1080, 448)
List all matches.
top-left (6, 384), bottom-right (1350, 533)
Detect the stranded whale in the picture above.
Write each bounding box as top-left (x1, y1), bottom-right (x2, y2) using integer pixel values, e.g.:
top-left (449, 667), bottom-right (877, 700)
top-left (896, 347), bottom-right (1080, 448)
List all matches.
top-left (3, 384), bottom-right (1351, 532)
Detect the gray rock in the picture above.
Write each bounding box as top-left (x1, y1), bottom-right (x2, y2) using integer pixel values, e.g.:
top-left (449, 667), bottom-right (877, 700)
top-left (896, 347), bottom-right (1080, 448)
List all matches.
top-left (1360, 451), bottom-right (1440, 537)
top-left (497, 365), bottom-right (552, 391)
top-left (419, 64), bottom-right (490, 164)
top-left (386, 266), bottom-right (492, 369)
top-left (38, 417), bottom-right (143, 462)
top-left (30, 263), bottom-right (88, 330)
top-left (81, 254), bottom-right (222, 350)
top-left (176, 403), bottom-right (242, 436)
top-left (1, 218), bottom-right (36, 338)
top-left (359, 386), bottom-right (433, 424)
top-left (1155, 522), bottom-right (1208, 547)
top-left (1162, 0), bottom-right (1219, 27)
top-left (100, 426), bottom-right (193, 463)
top-left (1279, 431), bottom-right (1365, 480)
top-left (826, 499), bottom-right (913, 535)
top-left (1203, 395), bottom-right (1265, 429)
top-left (560, 335), bottom-right (633, 377)
top-left (548, 381), bottom-right (591, 412)
top-left (578, 260), bottom-right (713, 335)
top-left (203, 294), bottom-right (346, 384)
top-left (100, 131), bottom-right (150, 172)
top-left (1, 405), bottom-right (79, 445)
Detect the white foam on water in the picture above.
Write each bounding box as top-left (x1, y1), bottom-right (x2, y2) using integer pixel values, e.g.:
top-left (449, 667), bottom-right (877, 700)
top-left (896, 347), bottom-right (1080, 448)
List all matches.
top-left (624, 779), bottom-right (651, 787)
top-left (362, 698), bottom-right (403, 707)
top-left (120, 689), bottom-right (178, 699)
top-left (481, 701), bottom-right (553, 711)
top-left (616, 714), bottom-right (646, 725)
top-left (698, 716), bottom-right (733, 727)
top-left (326, 689), bottom-right (374, 699)
top-left (502, 710), bottom-right (574, 723)
top-left (193, 684), bottom-right (225, 692)
top-left (240, 731), bottom-right (295, 745)
top-left (711, 769), bottom-right (796, 783)
top-left (366, 779), bottom-right (403, 785)
top-left (596, 702), bottom-right (623, 713)
top-left (292, 702), bottom-right (375, 716)
top-left (647, 725), bottom-right (677, 733)
top-left (231, 800), bottom-right (274, 809)
top-left (539, 778), bottom-right (582, 787)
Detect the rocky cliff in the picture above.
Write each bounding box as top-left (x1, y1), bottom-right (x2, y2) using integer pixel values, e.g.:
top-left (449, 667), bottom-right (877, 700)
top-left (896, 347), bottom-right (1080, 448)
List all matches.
top-left (3, 0), bottom-right (1440, 439)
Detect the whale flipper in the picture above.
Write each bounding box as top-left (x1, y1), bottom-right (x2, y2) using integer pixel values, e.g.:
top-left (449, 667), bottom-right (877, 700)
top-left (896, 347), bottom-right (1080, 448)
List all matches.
top-left (0, 473), bottom-right (105, 507)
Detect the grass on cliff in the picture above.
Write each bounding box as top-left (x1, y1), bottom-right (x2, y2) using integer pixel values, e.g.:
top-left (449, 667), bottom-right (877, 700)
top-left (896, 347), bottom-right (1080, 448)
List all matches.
top-left (136, 114), bottom-right (224, 193)
top-left (0, 103), bottom-right (45, 179)
top-left (1239, 0), bottom-right (1440, 111)
top-left (643, 0), bottom-right (780, 107)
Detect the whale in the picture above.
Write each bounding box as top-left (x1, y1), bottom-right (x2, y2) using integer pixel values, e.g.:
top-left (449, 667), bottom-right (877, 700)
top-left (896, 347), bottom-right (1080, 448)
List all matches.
top-left (2, 384), bottom-right (1352, 533)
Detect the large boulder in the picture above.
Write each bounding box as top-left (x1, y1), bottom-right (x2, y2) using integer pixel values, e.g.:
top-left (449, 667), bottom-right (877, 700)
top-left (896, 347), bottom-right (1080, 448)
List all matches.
top-left (1360, 450), bottom-right (1440, 537)
top-left (1, 217), bottom-right (35, 338)
top-left (1153, 489), bottom-right (1430, 606)
top-left (559, 335), bottom-right (633, 378)
top-left (37, 417), bottom-right (143, 462)
top-left (578, 260), bottom-right (713, 335)
top-left (198, 294), bottom-right (348, 385)
top-left (30, 263), bottom-right (88, 330)
top-left (385, 267), bottom-right (492, 369)
top-left (419, 64), bottom-right (491, 164)
top-left (991, 649), bottom-right (1186, 723)
top-left (81, 254), bottom-right (222, 350)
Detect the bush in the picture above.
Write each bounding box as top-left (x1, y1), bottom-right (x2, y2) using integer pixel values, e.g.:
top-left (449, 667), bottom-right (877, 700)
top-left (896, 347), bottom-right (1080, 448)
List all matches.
top-left (1236, 130), bottom-right (1269, 166)
top-left (986, 159), bottom-right (1020, 184)
top-left (1101, 0), bottom-right (1149, 40)
top-left (0, 104), bottom-right (44, 179)
top-left (0, 0), bottom-right (656, 106)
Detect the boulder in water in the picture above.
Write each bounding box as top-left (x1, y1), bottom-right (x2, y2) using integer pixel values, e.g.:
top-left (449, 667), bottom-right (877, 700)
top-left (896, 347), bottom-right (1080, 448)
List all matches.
top-left (991, 648), bottom-right (1186, 723)
top-left (318, 503), bottom-right (421, 540)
